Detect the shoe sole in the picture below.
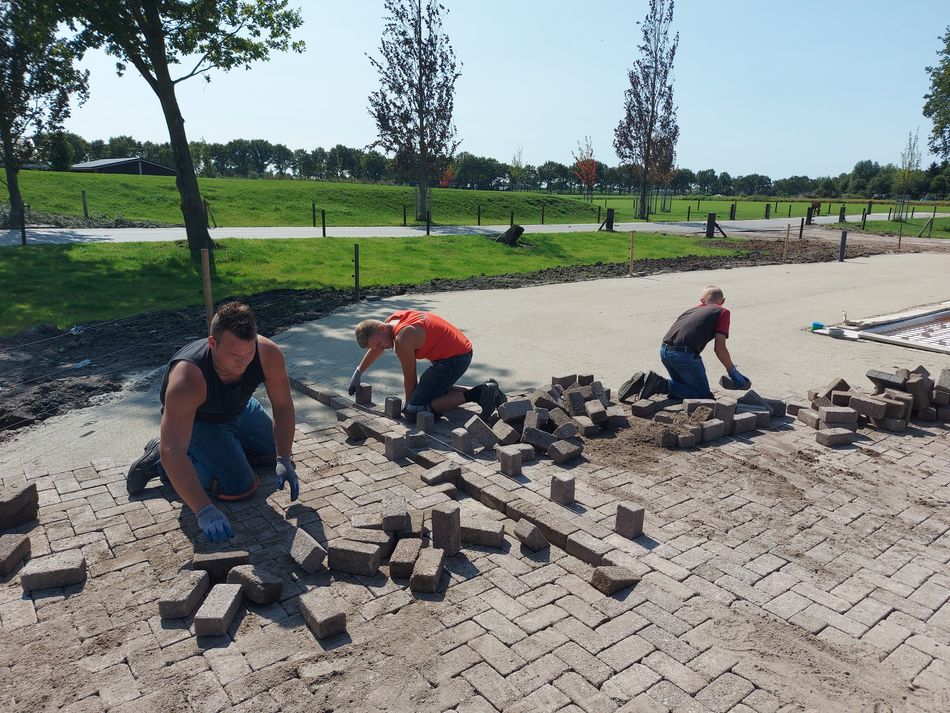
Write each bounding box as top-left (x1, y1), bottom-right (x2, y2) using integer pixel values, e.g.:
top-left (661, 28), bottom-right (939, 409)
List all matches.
top-left (127, 440), bottom-right (160, 494)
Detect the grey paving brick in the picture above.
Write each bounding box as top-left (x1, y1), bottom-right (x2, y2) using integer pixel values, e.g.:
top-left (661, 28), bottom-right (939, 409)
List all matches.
top-left (298, 588), bottom-right (346, 639)
top-left (461, 662), bottom-right (519, 710)
top-left (289, 529), bottom-right (327, 573)
top-left (327, 539), bottom-right (381, 576)
top-left (194, 583), bottom-right (243, 637)
top-left (159, 569), bottom-right (210, 618)
top-left (566, 530), bottom-right (611, 566)
top-left (226, 565), bottom-right (283, 605)
top-left (461, 517), bottom-right (504, 548)
top-left (0, 533), bottom-right (30, 576)
top-left (431, 502), bottom-right (461, 556)
top-left (20, 549), bottom-right (86, 590)
top-left (602, 663), bottom-right (662, 700)
top-left (192, 550), bottom-right (250, 582)
top-left (555, 641), bottom-right (614, 687)
top-left (410, 547), bottom-right (445, 593)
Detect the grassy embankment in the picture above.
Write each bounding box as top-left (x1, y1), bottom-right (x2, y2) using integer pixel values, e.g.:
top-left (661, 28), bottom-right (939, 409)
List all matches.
top-left (0, 232), bottom-right (740, 336)
top-left (828, 216), bottom-right (950, 240)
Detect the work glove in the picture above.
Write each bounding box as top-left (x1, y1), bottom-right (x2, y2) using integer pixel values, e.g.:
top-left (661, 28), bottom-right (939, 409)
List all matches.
top-left (196, 504), bottom-right (233, 543)
top-left (727, 366), bottom-right (752, 390)
top-left (275, 456), bottom-right (299, 501)
top-left (347, 368), bottom-right (363, 396)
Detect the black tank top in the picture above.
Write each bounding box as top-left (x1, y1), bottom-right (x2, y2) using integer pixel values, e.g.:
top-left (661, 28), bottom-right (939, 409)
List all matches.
top-left (662, 305), bottom-right (724, 355)
top-left (160, 338), bottom-right (265, 423)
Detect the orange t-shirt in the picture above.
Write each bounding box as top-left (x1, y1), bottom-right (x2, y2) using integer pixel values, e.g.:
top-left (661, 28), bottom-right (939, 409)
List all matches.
top-left (388, 310), bottom-right (472, 362)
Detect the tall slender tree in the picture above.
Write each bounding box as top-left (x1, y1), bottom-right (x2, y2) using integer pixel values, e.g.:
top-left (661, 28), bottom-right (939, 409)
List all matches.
top-left (60, 1), bottom-right (304, 251)
top-left (614, 0), bottom-right (679, 219)
top-left (368, 0), bottom-right (460, 220)
top-left (1, 0), bottom-right (88, 232)
top-left (572, 137), bottom-right (597, 200)
top-left (924, 27), bottom-right (950, 160)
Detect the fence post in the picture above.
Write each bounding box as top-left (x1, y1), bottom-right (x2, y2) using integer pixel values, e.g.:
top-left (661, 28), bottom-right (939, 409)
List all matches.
top-left (911, 206), bottom-right (916, 219)
top-left (321, 209), bottom-right (326, 237)
top-left (353, 244), bottom-right (360, 301)
top-left (798, 217), bottom-right (805, 241)
top-left (426, 210), bottom-right (431, 235)
top-left (628, 232), bottom-right (635, 277)
top-left (838, 205), bottom-right (846, 223)
top-left (403, 204), bottom-right (407, 227)
top-left (887, 207), bottom-right (892, 220)
top-left (477, 204), bottom-right (481, 226)
top-left (687, 206), bottom-right (691, 221)
top-left (510, 210), bottom-right (514, 227)
top-left (839, 231), bottom-right (847, 262)
top-left (541, 204), bottom-right (545, 224)
top-left (898, 223), bottom-right (903, 250)
top-left (861, 210), bottom-right (866, 230)
top-left (705, 212), bottom-right (716, 238)
top-left (312, 201), bottom-right (316, 227)
top-left (82, 190), bottom-right (89, 219)
top-left (597, 205), bottom-right (601, 224)
top-left (200, 248), bottom-right (214, 332)
top-left (788, 204), bottom-right (792, 218)
top-left (782, 224), bottom-right (790, 262)
top-left (764, 204), bottom-right (771, 219)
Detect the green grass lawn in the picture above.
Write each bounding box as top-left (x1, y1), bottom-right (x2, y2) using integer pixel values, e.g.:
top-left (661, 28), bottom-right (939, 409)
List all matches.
top-left (828, 216), bottom-right (950, 239)
top-left (0, 231), bottom-right (738, 336)
top-left (18, 169), bottom-right (948, 228)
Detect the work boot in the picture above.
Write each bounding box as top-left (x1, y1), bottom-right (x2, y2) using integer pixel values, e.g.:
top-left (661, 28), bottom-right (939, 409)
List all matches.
top-left (639, 371), bottom-right (668, 400)
top-left (489, 379), bottom-right (508, 409)
top-left (127, 437), bottom-right (161, 495)
top-left (477, 382), bottom-right (501, 419)
top-left (618, 372), bottom-right (645, 402)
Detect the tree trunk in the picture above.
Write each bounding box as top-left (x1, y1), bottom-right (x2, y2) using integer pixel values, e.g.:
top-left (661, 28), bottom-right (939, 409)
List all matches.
top-left (638, 173), bottom-right (650, 220)
top-left (153, 80), bottom-right (210, 252)
top-left (1, 123), bottom-right (25, 230)
top-left (416, 166), bottom-right (429, 222)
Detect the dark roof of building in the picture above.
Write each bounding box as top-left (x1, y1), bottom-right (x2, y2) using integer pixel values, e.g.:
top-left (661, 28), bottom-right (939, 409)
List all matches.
top-left (71, 157), bottom-right (172, 170)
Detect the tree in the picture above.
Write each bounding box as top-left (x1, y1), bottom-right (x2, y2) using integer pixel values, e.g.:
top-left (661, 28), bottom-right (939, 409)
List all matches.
top-left (61, 1), bottom-right (304, 252)
top-left (572, 137), bottom-right (597, 200)
top-left (362, 150), bottom-right (388, 182)
top-left (924, 26), bottom-right (950, 160)
top-left (670, 167), bottom-right (695, 194)
top-left (270, 143), bottom-right (293, 176)
top-left (695, 168), bottom-right (716, 195)
top-left (368, 0), bottom-right (460, 220)
top-left (1, 0), bottom-right (88, 230)
top-left (614, 0), bottom-right (679, 219)
top-left (895, 130), bottom-right (922, 196)
top-left (508, 146), bottom-right (525, 191)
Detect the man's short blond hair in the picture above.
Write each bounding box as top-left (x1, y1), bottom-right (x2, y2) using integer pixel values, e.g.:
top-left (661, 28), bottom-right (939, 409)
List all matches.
top-left (355, 319), bottom-right (384, 348)
top-left (700, 285), bottom-right (724, 304)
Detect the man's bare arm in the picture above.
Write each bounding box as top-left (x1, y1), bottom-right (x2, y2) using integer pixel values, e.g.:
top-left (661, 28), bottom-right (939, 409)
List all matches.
top-left (160, 362), bottom-right (211, 515)
top-left (713, 333), bottom-right (735, 371)
top-left (259, 337), bottom-right (295, 459)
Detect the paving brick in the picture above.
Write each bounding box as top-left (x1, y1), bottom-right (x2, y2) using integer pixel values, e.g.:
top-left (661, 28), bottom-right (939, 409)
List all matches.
top-left (457, 469), bottom-right (491, 499)
top-left (431, 502), bottom-right (461, 556)
top-left (616, 501), bottom-right (645, 538)
top-left (549, 439), bottom-right (583, 464)
top-left (524, 409), bottom-right (549, 431)
top-left (159, 569), bottom-right (210, 618)
top-left (644, 650), bottom-right (707, 694)
top-left (469, 633), bottom-right (527, 676)
top-left (0, 483), bottom-right (38, 531)
top-left (797, 408), bottom-right (820, 428)
top-left (816, 428), bottom-right (856, 447)
top-left (551, 473), bottom-right (575, 504)
top-left (451, 428), bottom-right (474, 455)
top-left (732, 412), bottom-right (758, 434)
top-left (534, 514), bottom-right (580, 550)
top-left (497, 445), bottom-right (523, 477)
top-left (388, 537), bottom-right (422, 579)
top-left (381, 496), bottom-right (408, 531)
top-left (415, 410), bottom-right (435, 433)
top-left (817, 406), bottom-right (859, 426)
top-left (603, 664), bottom-right (662, 700)
top-left (20, 549), bottom-right (86, 590)
top-left (298, 588), bottom-right (346, 639)
top-left (514, 519), bottom-right (549, 551)
top-left (491, 420), bottom-right (521, 446)
top-left (0, 533), bottom-right (30, 576)
top-left (410, 547), bottom-right (445, 593)
top-left (848, 395), bottom-right (887, 419)
top-left (194, 583), bottom-right (243, 636)
top-left (481, 484), bottom-right (516, 514)
top-left (461, 518), bottom-right (504, 548)
top-left (497, 398), bottom-right (532, 423)
top-left (465, 415), bottom-right (499, 448)
top-left (383, 431), bottom-right (407, 460)
top-left (700, 418), bottom-right (727, 442)
top-left (354, 383), bottom-right (372, 405)
top-left (905, 374), bottom-right (934, 411)
top-left (566, 531), bottom-right (611, 566)
top-left (226, 565), bottom-right (283, 605)
top-left (591, 565), bottom-right (640, 595)
top-left (327, 539), bottom-right (381, 576)
top-left (523, 426), bottom-right (558, 451)
top-left (406, 429), bottom-right (428, 448)
top-left (191, 550), bottom-right (250, 582)
top-left (384, 396), bottom-right (402, 418)
top-left (289, 529), bottom-right (327, 573)
top-left (554, 422), bottom-right (580, 439)
top-left (461, 662), bottom-right (520, 710)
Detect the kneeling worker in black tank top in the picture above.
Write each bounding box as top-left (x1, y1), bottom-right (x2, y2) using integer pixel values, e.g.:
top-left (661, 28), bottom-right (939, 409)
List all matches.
top-left (126, 301), bottom-right (298, 543)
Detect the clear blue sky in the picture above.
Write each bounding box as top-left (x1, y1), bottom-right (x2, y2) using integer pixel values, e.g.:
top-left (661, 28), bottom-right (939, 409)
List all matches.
top-left (63, 0), bottom-right (947, 178)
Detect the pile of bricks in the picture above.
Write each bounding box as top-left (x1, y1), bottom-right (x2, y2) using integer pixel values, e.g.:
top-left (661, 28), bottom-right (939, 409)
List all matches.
top-left (791, 366), bottom-right (950, 447)
top-left (627, 388), bottom-right (786, 449)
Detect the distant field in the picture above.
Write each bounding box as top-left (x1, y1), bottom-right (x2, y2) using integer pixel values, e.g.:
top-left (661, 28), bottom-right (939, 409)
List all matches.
top-left (17, 170), bottom-right (948, 228)
top-left (830, 216), bottom-right (950, 240)
top-left (0, 231), bottom-right (738, 335)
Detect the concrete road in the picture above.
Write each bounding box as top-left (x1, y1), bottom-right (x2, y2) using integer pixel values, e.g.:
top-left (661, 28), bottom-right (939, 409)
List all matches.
top-left (3, 211), bottom-right (946, 246)
top-left (3, 252), bottom-right (948, 480)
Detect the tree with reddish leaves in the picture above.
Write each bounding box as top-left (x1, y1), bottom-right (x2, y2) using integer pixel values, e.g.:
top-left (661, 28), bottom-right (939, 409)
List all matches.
top-left (572, 136), bottom-right (597, 200)
top-left (614, 0), bottom-right (679, 219)
top-left (439, 165), bottom-right (454, 188)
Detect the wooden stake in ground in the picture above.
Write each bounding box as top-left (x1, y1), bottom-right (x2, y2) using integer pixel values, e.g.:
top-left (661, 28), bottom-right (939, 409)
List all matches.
top-left (898, 223), bottom-right (903, 251)
top-left (628, 232), bottom-right (635, 276)
top-left (782, 224), bottom-right (790, 262)
top-left (200, 248), bottom-right (214, 332)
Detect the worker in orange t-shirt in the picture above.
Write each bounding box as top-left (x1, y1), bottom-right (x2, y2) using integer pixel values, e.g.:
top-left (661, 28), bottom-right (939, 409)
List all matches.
top-left (350, 310), bottom-right (507, 420)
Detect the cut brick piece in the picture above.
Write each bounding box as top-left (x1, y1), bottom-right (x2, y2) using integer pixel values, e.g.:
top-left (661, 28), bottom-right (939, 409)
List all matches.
top-left (496, 445), bottom-right (523, 477)
top-left (384, 431), bottom-right (407, 460)
top-left (548, 439), bottom-right (583, 464)
top-left (866, 369), bottom-right (907, 391)
top-left (514, 520), bottom-right (549, 551)
top-left (565, 391), bottom-right (587, 417)
top-left (573, 415), bottom-right (599, 437)
top-left (605, 405), bottom-right (629, 429)
top-left (577, 374), bottom-right (594, 386)
top-left (553, 421), bottom-right (579, 439)
top-left (299, 588), bottom-right (346, 639)
top-left (816, 428), bottom-right (856, 447)
top-left (192, 550), bottom-right (250, 582)
top-left (328, 540), bottom-right (382, 576)
top-left (591, 566), bottom-right (640, 595)
top-left (678, 433), bottom-right (697, 449)
top-left (406, 430), bottom-right (427, 449)
top-left (884, 389), bottom-right (915, 420)
top-left (355, 384), bottom-right (372, 405)
top-left (817, 377), bottom-right (850, 400)
top-left (550, 474), bottom-right (575, 505)
top-left (465, 415), bottom-right (499, 448)
top-left (451, 428), bottom-right (474, 455)
top-left (384, 396), bottom-right (402, 419)
top-left (0, 483), bottom-right (38, 531)
top-left (159, 569), bottom-right (210, 618)
top-left (0, 534), bottom-right (30, 576)
top-left (381, 496), bottom-right (408, 532)
top-left (529, 389), bottom-right (560, 411)
top-left (461, 518), bottom-right (504, 548)
top-left (817, 406), bottom-right (859, 425)
top-left (410, 547), bottom-right (445, 593)
top-left (848, 395), bottom-right (887, 419)
top-left (797, 408), bottom-right (820, 428)
top-left (194, 583), bottom-right (243, 637)
top-left (585, 399), bottom-right (608, 423)
top-left (701, 419), bottom-right (727, 442)
top-left (566, 531), bottom-right (611, 566)
top-left (227, 565), bottom-right (283, 605)
top-left (431, 503), bottom-right (461, 556)
top-left (290, 529), bottom-right (327, 573)
top-left (416, 411), bottom-right (435, 433)
top-left (522, 426), bottom-right (558, 451)
top-left (492, 420), bottom-right (521, 446)
top-left (713, 398), bottom-right (737, 422)
top-left (389, 538), bottom-right (422, 579)
top-left (497, 398), bottom-right (532, 423)
top-left (830, 390), bottom-right (852, 406)
top-left (732, 412), bottom-right (758, 434)
top-left (523, 409), bottom-right (548, 431)
top-left (421, 462), bottom-right (460, 486)
top-left (552, 374), bottom-right (578, 388)
top-left (616, 502), bottom-right (644, 539)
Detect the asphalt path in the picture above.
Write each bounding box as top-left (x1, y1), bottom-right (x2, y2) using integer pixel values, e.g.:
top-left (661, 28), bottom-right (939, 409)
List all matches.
top-left (3, 252), bottom-right (949, 481)
top-left (3, 211), bottom-right (947, 246)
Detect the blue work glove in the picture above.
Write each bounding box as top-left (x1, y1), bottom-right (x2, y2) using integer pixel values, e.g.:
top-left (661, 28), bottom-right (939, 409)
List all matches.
top-left (275, 456), bottom-right (299, 501)
top-left (727, 366), bottom-right (751, 390)
top-left (347, 368), bottom-right (363, 396)
top-left (196, 504), bottom-right (233, 543)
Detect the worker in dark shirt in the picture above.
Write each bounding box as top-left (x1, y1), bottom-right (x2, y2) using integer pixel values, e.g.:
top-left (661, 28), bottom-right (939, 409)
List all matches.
top-left (125, 301), bottom-right (298, 542)
top-left (631, 285), bottom-right (751, 401)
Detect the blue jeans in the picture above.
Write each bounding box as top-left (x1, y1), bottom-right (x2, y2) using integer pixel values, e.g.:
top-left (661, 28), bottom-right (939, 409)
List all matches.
top-left (405, 351), bottom-right (473, 414)
top-left (161, 397), bottom-right (275, 499)
top-left (660, 345), bottom-right (713, 400)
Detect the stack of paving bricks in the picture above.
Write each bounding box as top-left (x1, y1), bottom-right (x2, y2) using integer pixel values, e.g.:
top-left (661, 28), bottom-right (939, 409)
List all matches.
top-left (626, 384), bottom-right (787, 450)
top-left (792, 366), bottom-right (950, 448)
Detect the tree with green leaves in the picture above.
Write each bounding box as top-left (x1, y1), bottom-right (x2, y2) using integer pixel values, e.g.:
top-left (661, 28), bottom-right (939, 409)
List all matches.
top-left (368, 0), bottom-right (460, 220)
top-left (924, 26), bottom-right (950, 160)
top-left (614, 0), bottom-right (679, 219)
top-left (1, 0), bottom-right (88, 231)
top-left (60, 1), bottom-right (304, 251)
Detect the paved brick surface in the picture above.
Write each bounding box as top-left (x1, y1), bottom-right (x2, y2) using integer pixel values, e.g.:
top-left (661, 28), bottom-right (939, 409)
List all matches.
top-left (1, 403), bottom-right (949, 712)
